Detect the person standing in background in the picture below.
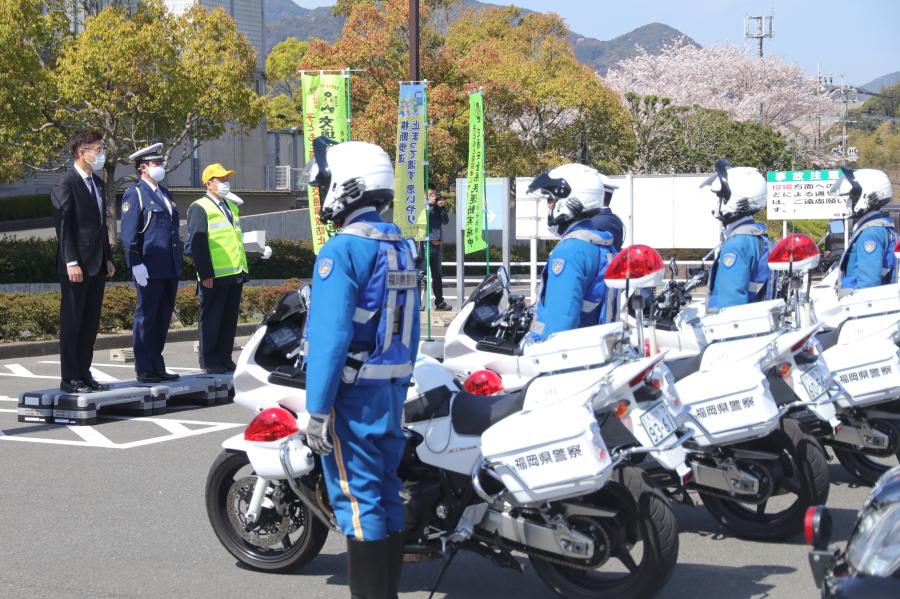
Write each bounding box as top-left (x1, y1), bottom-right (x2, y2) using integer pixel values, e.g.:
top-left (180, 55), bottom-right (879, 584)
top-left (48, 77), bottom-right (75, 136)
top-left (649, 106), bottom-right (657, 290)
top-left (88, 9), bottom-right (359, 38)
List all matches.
top-left (418, 183), bottom-right (450, 310)
top-left (52, 129), bottom-right (115, 394)
top-left (120, 143), bottom-right (182, 383)
top-left (184, 163), bottom-right (247, 374)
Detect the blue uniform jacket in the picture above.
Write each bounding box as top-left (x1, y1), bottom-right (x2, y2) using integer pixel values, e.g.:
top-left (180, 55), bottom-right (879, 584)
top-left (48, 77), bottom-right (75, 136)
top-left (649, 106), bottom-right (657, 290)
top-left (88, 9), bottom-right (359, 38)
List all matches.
top-left (840, 211), bottom-right (898, 289)
top-left (306, 212), bottom-right (420, 415)
top-left (707, 217), bottom-right (771, 310)
top-left (530, 221), bottom-right (614, 341)
top-left (590, 208), bottom-right (625, 251)
top-left (120, 179), bottom-right (183, 279)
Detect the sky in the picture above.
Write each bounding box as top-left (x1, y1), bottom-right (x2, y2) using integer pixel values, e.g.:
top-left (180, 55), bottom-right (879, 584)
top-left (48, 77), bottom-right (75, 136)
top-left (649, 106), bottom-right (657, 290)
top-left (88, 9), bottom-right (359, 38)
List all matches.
top-left (292, 0), bottom-right (900, 87)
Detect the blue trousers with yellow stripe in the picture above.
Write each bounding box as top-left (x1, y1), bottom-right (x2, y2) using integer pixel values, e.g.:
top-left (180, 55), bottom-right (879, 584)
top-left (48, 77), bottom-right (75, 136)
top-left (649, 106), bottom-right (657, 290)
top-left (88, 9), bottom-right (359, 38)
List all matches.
top-left (321, 383), bottom-right (407, 541)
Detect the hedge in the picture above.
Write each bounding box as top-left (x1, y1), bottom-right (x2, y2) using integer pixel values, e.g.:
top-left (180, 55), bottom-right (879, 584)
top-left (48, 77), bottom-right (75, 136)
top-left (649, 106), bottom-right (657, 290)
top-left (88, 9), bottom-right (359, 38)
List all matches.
top-left (0, 195), bottom-right (53, 221)
top-left (0, 278), bottom-right (303, 342)
top-left (0, 237), bottom-right (317, 284)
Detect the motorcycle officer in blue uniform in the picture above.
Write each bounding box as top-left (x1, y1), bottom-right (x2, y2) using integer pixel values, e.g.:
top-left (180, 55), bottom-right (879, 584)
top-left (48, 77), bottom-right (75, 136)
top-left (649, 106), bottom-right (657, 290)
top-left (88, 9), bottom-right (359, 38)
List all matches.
top-left (120, 143), bottom-right (182, 383)
top-left (829, 167), bottom-right (897, 290)
top-left (590, 173), bottom-right (625, 250)
top-left (301, 137), bottom-right (419, 599)
top-left (527, 163), bottom-right (616, 342)
top-left (701, 161), bottom-right (773, 311)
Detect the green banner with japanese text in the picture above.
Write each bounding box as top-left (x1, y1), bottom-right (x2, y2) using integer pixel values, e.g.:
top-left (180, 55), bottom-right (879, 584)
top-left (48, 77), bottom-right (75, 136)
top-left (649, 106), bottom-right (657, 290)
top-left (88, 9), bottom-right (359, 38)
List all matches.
top-left (464, 91), bottom-right (486, 254)
top-left (301, 70), bottom-right (350, 254)
top-left (392, 82), bottom-right (428, 241)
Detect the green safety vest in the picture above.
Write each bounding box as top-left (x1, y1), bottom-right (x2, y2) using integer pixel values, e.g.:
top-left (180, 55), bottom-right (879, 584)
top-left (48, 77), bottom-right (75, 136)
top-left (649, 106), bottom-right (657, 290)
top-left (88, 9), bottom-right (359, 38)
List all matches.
top-left (192, 196), bottom-right (248, 278)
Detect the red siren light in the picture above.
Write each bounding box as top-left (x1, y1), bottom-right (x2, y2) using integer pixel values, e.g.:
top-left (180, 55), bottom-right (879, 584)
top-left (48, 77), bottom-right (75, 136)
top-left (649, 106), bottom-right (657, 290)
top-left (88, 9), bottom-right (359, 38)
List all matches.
top-left (605, 245), bottom-right (665, 289)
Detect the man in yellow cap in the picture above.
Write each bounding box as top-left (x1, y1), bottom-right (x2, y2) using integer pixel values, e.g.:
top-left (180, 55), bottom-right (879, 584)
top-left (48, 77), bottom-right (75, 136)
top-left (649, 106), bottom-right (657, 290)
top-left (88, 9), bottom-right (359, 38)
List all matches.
top-left (185, 163), bottom-right (248, 373)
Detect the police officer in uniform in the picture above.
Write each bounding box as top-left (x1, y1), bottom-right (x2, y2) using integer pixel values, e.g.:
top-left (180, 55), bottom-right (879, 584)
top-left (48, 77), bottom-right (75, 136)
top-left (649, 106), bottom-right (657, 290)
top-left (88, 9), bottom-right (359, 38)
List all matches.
top-left (302, 138), bottom-right (418, 599)
top-left (184, 163), bottom-right (248, 374)
top-left (527, 163), bottom-right (616, 341)
top-left (829, 167), bottom-right (897, 289)
top-left (701, 161), bottom-right (773, 311)
top-left (120, 143), bottom-right (182, 383)
top-left (590, 174), bottom-right (625, 250)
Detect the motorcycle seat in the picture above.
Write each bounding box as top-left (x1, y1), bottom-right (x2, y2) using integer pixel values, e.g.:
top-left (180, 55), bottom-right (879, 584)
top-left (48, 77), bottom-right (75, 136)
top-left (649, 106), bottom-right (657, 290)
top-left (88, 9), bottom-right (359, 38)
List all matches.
top-left (268, 368), bottom-right (306, 390)
top-left (665, 354), bottom-right (703, 382)
top-left (451, 388), bottom-right (526, 436)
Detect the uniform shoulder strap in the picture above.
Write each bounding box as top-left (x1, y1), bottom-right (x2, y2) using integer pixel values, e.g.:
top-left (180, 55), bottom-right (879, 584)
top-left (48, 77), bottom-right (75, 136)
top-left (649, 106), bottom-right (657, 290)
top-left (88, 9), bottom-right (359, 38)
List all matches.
top-left (341, 221), bottom-right (403, 241)
top-left (729, 223), bottom-right (766, 237)
top-left (563, 228), bottom-right (613, 246)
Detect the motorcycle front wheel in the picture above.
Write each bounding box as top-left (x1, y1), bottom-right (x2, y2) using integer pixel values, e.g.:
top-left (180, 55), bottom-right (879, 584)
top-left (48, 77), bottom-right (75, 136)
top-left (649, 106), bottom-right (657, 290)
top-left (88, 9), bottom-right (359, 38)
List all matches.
top-left (531, 465), bottom-right (679, 599)
top-left (699, 417), bottom-right (830, 542)
top-left (205, 450), bottom-right (329, 572)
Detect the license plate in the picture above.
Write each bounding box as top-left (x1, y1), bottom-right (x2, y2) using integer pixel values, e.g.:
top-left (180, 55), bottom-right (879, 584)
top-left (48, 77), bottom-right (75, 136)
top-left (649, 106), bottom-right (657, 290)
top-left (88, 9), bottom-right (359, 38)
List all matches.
top-left (801, 367), bottom-right (829, 401)
top-left (639, 402), bottom-right (677, 445)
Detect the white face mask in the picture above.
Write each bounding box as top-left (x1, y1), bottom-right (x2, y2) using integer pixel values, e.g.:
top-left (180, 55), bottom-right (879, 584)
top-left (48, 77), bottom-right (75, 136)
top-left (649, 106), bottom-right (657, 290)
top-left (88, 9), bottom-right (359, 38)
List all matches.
top-left (216, 181), bottom-right (231, 197)
top-left (147, 165), bottom-right (166, 182)
top-left (86, 150), bottom-right (106, 171)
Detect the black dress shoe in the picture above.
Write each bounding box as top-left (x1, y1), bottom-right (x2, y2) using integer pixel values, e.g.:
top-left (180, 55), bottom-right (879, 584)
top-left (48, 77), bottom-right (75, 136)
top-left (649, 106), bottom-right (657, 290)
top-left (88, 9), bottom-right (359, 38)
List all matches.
top-left (137, 373), bottom-right (162, 383)
top-left (157, 371), bottom-right (180, 382)
top-left (224, 360), bottom-right (238, 372)
top-left (60, 379), bottom-right (91, 394)
top-left (84, 378), bottom-right (110, 392)
top-left (435, 301), bottom-right (452, 311)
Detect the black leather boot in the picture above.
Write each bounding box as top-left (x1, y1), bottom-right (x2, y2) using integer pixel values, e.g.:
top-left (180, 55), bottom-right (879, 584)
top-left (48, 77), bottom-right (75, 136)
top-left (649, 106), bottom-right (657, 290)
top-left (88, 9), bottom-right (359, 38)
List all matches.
top-left (386, 531), bottom-right (405, 599)
top-left (347, 536), bottom-right (388, 599)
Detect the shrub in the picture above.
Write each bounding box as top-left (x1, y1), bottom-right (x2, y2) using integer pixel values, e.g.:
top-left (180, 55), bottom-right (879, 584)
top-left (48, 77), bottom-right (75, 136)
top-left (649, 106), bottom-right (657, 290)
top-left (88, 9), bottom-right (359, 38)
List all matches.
top-left (0, 195), bottom-right (53, 221)
top-left (99, 285), bottom-right (137, 333)
top-left (173, 287), bottom-right (200, 326)
top-left (0, 238), bottom-right (317, 284)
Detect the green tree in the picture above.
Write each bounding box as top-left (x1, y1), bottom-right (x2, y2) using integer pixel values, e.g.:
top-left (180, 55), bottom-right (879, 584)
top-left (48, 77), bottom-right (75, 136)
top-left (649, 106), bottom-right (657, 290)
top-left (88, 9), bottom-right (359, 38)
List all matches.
top-left (624, 93), bottom-right (793, 174)
top-left (850, 82), bottom-right (900, 133)
top-left (265, 37), bottom-right (310, 129)
top-left (293, 1), bottom-right (632, 191)
top-left (0, 0), bottom-right (264, 243)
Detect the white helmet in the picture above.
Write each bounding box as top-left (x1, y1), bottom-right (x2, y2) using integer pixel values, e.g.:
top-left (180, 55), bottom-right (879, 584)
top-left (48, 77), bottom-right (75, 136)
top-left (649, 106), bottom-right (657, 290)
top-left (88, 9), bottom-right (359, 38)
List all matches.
top-left (700, 160), bottom-right (767, 224)
top-left (301, 137), bottom-right (394, 224)
top-left (828, 167), bottom-right (892, 218)
top-left (527, 163), bottom-right (607, 236)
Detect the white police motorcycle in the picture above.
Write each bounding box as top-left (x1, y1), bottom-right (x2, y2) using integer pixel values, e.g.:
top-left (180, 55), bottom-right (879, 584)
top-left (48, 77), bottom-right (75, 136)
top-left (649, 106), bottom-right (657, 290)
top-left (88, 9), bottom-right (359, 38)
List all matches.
top-left (205, 285), bottom-right (685, 599)
top-left (777, 233), bottom-right (900, 485)
top-left (437, 247), bottom-right (830, 541)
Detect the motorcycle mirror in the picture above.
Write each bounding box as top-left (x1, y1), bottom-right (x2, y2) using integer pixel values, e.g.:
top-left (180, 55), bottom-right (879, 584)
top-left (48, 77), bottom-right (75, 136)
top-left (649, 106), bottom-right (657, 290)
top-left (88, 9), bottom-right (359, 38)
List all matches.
top-left (299, 284), bottom-right (311, 307)
top-left (497, 266), bottom-right (510, 289)
top-left (668, 257), bottom-right (678, 277)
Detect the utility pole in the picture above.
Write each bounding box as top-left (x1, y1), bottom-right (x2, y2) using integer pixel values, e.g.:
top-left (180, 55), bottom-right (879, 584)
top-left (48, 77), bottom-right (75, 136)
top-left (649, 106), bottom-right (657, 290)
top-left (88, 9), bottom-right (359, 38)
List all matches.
top-left (839, 75), bottom-right (850, 160)
top-left (745, 14), bottom-right (775, 121)
top-left (408, 0), bottom-right (420, 81)
top-left (816, 65), bottom-right (833, 150)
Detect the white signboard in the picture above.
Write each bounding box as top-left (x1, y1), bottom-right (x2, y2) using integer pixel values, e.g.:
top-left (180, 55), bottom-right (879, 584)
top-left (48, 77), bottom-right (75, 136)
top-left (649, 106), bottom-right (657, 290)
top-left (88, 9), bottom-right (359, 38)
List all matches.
top-left (767, 170), bottom-right (848, 220)
top-left (514, 174), bottom-right (721, 249)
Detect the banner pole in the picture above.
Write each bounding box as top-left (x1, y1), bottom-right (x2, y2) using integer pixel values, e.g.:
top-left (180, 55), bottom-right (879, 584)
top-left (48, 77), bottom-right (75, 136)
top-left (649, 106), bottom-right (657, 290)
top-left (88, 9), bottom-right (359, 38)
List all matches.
top-left (423, 82), bottom-right (432, 339)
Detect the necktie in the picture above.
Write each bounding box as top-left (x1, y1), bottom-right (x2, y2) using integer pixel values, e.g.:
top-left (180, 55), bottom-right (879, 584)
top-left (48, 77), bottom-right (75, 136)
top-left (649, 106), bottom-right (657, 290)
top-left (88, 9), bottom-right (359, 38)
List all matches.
top-left (86, 176), bottom-right (102, 221)
top-left (219, 201), bottom-right (233, 225)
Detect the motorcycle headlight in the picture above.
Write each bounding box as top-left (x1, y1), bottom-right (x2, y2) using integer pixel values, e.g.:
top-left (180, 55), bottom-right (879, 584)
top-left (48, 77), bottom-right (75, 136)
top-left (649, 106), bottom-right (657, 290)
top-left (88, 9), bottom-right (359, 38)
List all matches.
top-left (846, 467), bottom-right (900, 577)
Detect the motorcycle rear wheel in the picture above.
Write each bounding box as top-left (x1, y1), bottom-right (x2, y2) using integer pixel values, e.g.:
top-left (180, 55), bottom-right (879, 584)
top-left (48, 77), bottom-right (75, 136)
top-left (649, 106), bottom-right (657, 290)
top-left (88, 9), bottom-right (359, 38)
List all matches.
top-left (833, 445), bottom-right (899, 486)
top-left (699, 418), bottom-right (830, 542)
top-left (205, 450), bottom-right (329, 572)
top-left (531, 465), bottom-right (679, 599)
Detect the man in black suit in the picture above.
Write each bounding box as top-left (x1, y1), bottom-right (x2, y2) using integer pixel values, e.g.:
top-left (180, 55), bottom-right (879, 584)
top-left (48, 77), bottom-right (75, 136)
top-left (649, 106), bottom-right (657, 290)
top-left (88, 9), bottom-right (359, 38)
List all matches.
top-left (52, 129), bottom-right (116, 393)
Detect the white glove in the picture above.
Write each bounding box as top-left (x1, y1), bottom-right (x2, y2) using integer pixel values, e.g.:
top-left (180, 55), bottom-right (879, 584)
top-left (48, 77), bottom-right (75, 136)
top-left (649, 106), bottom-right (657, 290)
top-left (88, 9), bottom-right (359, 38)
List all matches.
top-left (225, 192), bottom-right (244, 206)
top-left (262, 245), bottom-right (273, 260)
top-left (132, 264), bottom-right (149, 287)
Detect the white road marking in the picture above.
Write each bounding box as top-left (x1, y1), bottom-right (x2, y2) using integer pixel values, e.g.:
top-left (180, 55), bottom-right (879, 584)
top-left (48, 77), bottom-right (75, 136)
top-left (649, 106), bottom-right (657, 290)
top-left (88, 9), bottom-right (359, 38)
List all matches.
top-left (89, 367), bottom-right (119, 382)
top-left (0, 396), bottom-right (17, 403)
top-left (68, 426), bottom-right (115, 447)
top-left (40, 361), bottom-right (202, 372)
top-left (6, 364), bottom-right (34, 376)
top-left (0, 409), bottom-right (242, 449)
top-left (0, 372), bottom-right (58, 380)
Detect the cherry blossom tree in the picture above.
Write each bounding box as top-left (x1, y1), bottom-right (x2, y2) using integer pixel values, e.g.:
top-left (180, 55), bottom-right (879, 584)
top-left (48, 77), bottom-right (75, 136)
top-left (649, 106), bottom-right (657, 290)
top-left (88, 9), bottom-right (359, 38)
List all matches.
top-left (604, 42), bottom-right (835, 144)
